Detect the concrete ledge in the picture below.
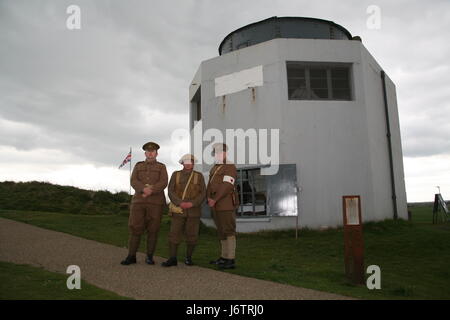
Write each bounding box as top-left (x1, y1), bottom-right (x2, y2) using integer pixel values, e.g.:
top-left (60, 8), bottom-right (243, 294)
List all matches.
top-left (237, 218), bottom-right (271, 222)
top-left (201, 216), bottom-right (300, 233)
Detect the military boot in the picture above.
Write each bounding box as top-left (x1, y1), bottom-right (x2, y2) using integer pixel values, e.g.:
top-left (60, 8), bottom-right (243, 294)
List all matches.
top-left (210, 241), bottom-right (227, 265)
top-left (161, 257), bottom-right (178, 267)
top-left (185, 257), bottom-right (194, 266)
top-left (218, 259), bottom-right (235, 270)
top-left (120, 255), bottom-right (136, 265)
top-left (185, 244), bottom-right (195, 266)
top-left (145, 254), bottom-right (155, 265)
top-left (209, 257), bottom-right (226, 265)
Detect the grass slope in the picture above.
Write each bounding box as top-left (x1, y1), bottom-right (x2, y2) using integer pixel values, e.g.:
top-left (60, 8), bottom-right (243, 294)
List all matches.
top-left (0, 261), bottom-right (131, 300)
top-left (0, 181), bottom-right (130, 215)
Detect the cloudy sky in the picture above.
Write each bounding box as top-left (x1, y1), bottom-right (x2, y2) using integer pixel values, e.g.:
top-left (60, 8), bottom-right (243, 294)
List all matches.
top-left (0, 0), bottom-right (449, 202)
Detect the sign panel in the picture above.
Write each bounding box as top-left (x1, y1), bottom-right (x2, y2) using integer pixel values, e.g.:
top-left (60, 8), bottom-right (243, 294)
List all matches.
top-left (215, 65), bottom-right (263, 97)
top-left (344, 197), bottom-right (360, 225)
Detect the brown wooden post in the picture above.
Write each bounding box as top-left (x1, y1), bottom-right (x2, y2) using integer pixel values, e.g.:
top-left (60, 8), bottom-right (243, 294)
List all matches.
top-left (343, 195), bottom-right (364, 285)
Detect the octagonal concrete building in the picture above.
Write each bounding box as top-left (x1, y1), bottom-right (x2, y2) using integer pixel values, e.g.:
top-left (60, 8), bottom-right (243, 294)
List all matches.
top-left (189, 17), bottom-right (408, 232)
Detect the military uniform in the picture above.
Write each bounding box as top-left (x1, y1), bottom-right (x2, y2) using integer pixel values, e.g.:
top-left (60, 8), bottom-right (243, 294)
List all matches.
top-left (207, 144), bottom-right (239, 269)
top-left (164, 167), bottom-right (206, 266)
top-left (121, 142), bottom-right (168, 265)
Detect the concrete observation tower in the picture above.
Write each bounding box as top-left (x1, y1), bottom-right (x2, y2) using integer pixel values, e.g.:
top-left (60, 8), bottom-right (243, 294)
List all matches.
top-left (189, 17), bottom-right (408, 231)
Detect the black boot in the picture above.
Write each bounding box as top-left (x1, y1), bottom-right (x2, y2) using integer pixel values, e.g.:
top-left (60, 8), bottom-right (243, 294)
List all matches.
top-left (219, 259), bottom-right (235, 269)
top-left (209, 257), bottom-right (226, 265)
top-left (120, 255), bottom-right (136, 265)
top-left (161, 257), bottom-right (178, 267)
top-left (145, 254), bottom-right (155, 265)
top-left (185, 256), bottom-right (194, 266)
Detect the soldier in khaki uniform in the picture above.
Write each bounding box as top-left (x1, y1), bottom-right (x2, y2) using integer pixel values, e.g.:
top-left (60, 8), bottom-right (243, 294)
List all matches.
top-left (121, 141), bottom-right (168, 265)
top-left (207, 143), bottom-right (239, 269)
top-left (162, 154), bottom-right (206, 267)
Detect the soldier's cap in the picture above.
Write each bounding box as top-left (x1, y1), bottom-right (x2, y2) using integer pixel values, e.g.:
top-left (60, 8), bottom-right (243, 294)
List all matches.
top-left (212, 143), bottom-right (228, 154)
top-left (179, 153), bottom-right (197, 164)
top-left (142, 142), bottom-right (160, 151)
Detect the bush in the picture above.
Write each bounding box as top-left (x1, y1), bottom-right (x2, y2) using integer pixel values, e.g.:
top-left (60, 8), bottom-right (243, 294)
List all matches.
top-left (0, 181), bottom-right (131, 215)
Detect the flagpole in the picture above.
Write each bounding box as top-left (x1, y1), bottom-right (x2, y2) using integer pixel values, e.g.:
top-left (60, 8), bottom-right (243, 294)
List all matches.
top-left (129, 147), bottom-right (132, 196)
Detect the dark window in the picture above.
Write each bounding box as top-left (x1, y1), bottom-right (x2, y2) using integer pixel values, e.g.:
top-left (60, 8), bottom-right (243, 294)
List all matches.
top-left (236, 168), bottom-right (267, 217)
top-left (196, 101), bottom-right (201, 121)
top-left (287, 62), bottom-right (352, 100)
top-left (331, 67), bottom-right (351, 100)
top-left (190, 86), bottom-right (201, 130)
top-left (309, 68), bottom-right (328, 99)
top-left (287, 64), bottom-right (307, 99)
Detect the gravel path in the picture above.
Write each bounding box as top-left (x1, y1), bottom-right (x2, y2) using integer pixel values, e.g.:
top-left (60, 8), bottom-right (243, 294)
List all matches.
top-left (0, 217), bottom-right (352, 300)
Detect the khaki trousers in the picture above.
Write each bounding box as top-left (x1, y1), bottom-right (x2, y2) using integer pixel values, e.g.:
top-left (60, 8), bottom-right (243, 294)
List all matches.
top-left (127, 203), bottom-right (163, 255)
top-left (212, 210), bottom-right (236, 240)
top-left (168, 214), bottom-right (200, 245)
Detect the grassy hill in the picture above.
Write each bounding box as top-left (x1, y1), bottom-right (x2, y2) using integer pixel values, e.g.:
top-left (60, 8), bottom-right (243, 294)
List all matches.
top-left (0, 181), bottom-right (131, 215)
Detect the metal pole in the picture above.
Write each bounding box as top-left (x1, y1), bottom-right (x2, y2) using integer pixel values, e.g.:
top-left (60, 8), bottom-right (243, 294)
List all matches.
top-left (239, 170), bottom-right (244, 216)
top-left (295, 184), bottom-right (299, 240)
top-left (381, 71), bottom-right (398, 220)
top-left (129, 147), bottom-right (132, 196)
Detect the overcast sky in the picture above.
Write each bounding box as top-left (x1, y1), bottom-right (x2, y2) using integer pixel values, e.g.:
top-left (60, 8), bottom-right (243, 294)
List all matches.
top-left (0, 0), bottom-right (449, 202)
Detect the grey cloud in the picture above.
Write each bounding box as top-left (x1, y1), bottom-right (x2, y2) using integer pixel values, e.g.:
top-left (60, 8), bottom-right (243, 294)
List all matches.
top-left (0, 0), bottom-right (449, 172)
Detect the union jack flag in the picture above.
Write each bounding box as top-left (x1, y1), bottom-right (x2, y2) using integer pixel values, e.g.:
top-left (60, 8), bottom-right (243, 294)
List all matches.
top-left (118, 151), bottom-right (132, 169)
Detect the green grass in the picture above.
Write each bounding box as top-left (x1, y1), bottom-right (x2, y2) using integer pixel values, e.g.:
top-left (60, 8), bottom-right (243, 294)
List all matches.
top-left (0, 205), bottom-right (449, 300)
top-left (0, 261), bottom-right (131, 300)
top-left (0, 181), bottom-right (130, 215)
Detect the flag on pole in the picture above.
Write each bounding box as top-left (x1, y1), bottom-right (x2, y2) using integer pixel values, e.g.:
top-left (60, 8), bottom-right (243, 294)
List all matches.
top-left (118, 151), bottom-right (132, 169)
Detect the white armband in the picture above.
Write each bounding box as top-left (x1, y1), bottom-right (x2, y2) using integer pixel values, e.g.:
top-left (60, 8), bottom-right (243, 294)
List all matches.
top-left (223, 175), bottom-right (235, 185)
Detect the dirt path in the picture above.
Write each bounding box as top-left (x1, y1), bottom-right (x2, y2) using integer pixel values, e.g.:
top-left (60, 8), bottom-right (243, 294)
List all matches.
top-left (0, 217), bottom-right (352, 300)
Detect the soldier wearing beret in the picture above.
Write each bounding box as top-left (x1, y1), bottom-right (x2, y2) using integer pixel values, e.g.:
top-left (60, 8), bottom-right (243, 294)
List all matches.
top-left (207, 143), bottom-right (239, 269)
top-left (161, 154), bottom-right (206, 267)
top-left (121, 141), bottom-right (168, 265)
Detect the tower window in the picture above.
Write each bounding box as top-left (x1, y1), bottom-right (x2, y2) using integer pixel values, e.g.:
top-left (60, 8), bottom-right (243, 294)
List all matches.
top-left (236, 168), bottom-right (267, 217)
top-left (190, 86), bottom-right (201, 130)
top-left (287, 62), bottom-right (352, 101)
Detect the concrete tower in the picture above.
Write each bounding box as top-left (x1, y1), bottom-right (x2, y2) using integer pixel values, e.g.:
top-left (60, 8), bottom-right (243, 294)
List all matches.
top-left (190, 17), bottom-right (408, 231)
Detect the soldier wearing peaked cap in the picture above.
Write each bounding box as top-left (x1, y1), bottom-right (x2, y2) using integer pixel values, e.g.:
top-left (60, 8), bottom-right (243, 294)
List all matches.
top-left (207, 143), bottom-right (240, 269)
top-left (161, 153), bottom-right (206, 267)
top-left (121, 141), bottom-right (168, 266)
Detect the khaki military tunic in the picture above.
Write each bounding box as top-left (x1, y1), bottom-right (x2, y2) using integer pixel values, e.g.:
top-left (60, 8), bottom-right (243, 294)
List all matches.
top-left (207, 163), bottom-right (239, 240)
top-left (167, 169), bottom-right (206, 245)
top-left (131, 159), bottom-right (168, 205)
top-left (129, 159), bottom-right (168, 237)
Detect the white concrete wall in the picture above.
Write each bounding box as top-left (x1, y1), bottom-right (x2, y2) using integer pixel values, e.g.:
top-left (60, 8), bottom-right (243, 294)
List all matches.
top-left (360, 47), bottom-right (408, 221)
top-left (193, 37), bottom-right (408, 231)
top-left (277, 39), bottom-right (370, 229)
